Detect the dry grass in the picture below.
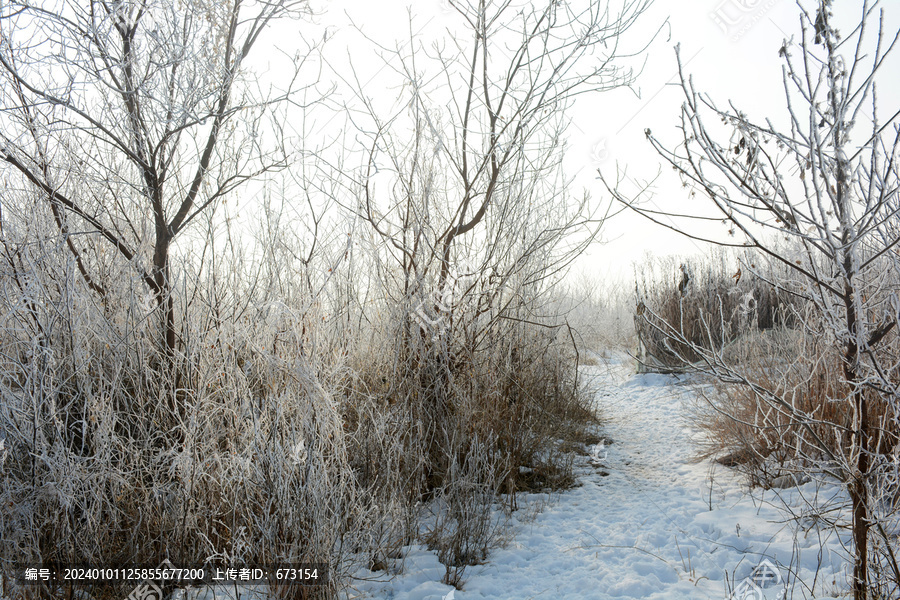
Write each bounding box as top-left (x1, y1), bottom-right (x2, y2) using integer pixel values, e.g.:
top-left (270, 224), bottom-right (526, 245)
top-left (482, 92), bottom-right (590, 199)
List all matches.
top-left (692, 330), bottom-right (844, 483)
top-left (635, 254), bottom-right (798, 371)
top-left (0, 245), bottom-right (597, 599)
top-left (691, 327), bottom-right (900, 490)
top-left (340, 304), bottom-right (598, 588)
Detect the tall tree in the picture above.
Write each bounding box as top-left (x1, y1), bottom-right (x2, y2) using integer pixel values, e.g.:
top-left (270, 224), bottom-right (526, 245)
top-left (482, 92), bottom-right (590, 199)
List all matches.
top-left (0, 0), bottom-right (311, 355)
top-left (348, 0), bottom-right (655, 353)
top-left (604, 2), bottom-right (900, 596)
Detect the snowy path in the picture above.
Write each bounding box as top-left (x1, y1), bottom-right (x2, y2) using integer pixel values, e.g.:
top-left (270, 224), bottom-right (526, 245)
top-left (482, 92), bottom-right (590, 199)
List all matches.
top-left (350, 356), bottom-right (851, 600)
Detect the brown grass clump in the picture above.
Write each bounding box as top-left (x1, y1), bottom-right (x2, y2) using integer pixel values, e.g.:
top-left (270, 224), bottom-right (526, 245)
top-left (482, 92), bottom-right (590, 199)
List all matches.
top-left (634, 255), bottom-right (797, 371)
top-left (693, 327), bottom-right (900, 495)
top-left (343, 308), bottom-right (598, 589)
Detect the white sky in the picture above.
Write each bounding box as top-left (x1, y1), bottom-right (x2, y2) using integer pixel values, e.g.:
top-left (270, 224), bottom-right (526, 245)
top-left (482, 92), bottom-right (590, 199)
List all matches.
top-left (279, 0), bottom-right (900, 287)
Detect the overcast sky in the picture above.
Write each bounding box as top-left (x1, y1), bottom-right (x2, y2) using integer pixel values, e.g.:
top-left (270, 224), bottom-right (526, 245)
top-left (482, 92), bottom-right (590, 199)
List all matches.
top-left (292, 0), bottom-right (900, 286)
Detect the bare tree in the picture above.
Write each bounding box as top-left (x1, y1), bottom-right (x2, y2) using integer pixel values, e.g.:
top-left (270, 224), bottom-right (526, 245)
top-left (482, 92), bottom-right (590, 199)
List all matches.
top-left (319, 0), bottom-right (656, 581)
top-left (604, 1), bottom-right (900, 597)
top-left (0, 0), bottom-right (312, 356)
top-left (343, 0), bottom-right (654, 353)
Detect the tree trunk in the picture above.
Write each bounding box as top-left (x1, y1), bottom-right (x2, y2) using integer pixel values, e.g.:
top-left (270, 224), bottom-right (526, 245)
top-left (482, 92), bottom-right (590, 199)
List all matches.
top-left (849, 365), bottom-right (870, 599)
top-left (844, 273), bottom-right (869, 600)
top-left (152, 233), bottom-right (176, 356)
top-left (851, 461), bottom-right (870, 600)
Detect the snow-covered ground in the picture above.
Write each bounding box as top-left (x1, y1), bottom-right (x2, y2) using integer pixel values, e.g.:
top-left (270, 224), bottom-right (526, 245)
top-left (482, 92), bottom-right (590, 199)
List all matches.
top-left (346, 355), bottom-right (853, 600)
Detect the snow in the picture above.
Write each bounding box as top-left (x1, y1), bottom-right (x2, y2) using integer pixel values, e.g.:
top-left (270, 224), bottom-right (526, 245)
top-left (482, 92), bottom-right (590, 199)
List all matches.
top-left (344, 355), bottom-right (853, 600)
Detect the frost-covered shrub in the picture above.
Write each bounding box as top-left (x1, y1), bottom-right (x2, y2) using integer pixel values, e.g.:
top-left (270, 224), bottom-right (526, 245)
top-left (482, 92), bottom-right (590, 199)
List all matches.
top-left (0, 228), bottom-right (595, 600)
top-left (0, 254), bottom-right (372, 600)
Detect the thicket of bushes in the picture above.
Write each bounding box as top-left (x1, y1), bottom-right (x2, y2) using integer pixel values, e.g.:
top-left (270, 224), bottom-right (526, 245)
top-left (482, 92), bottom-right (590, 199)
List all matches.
top-left (0, 222), bottom-right (598, 600)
